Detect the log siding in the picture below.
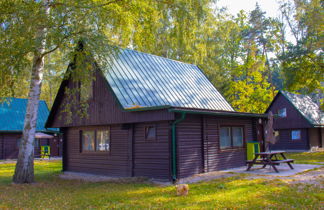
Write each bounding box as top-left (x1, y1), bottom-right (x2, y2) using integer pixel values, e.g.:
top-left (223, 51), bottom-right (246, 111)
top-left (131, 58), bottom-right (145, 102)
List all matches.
top-left (176, 114), bottom-right (254, 178)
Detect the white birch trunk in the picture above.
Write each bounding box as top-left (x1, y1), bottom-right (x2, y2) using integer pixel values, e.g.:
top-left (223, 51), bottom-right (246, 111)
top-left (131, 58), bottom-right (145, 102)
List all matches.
top-left (13, 0), bottom-right (50, 184)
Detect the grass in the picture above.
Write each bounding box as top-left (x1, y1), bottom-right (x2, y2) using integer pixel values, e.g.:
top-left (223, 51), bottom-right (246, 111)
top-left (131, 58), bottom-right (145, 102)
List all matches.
top-left (0, 155), bottom-right (323, 209)
top-left (286, 151), bottom-right (324, 165)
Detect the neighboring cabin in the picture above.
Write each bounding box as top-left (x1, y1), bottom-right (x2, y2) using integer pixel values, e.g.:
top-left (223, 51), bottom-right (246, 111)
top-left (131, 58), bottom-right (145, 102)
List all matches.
top-left (46, 48), bottom-right (267, 181)
top-left (0, 98), bottom-right (61, 159)
top-left (266, 91), bottom-right (324, 151)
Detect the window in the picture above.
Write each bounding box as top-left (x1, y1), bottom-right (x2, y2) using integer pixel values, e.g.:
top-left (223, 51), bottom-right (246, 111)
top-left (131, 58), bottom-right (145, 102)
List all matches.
top-left (82, 131), bottom-right (95, 151)
top-left (278, 108), bottom-right (287, 118)
top-left (145, 125), bottom-right (156, 140)
top-left (96, 130), bottom-right (110, 151)
top-left (220, 127), bottom-right (244, 149)
top-left (291, 130), bottom-right (301, 140)
top-left (81, 129), bottom-right (110, 152)
top-left (232, 127), bottom-right (243, 147)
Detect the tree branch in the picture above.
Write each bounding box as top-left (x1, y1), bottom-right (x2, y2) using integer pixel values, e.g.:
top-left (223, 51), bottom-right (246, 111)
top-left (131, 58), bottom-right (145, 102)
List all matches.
top-left (48, 0), bottom-right (122, 9)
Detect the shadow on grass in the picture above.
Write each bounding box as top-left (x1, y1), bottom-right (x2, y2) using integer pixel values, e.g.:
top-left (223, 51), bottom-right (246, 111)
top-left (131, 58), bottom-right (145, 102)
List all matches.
top-left (0, 161), bottom-right (323, 209)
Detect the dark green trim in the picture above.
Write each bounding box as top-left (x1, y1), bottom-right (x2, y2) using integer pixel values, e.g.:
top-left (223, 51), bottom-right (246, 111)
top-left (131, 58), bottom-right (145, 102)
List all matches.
top-left (124, 105), bottom-right (171, 112)
top-left (169, 109), bottom-right (267, 118)
top-left (171, 112), bottom-right (186, 181)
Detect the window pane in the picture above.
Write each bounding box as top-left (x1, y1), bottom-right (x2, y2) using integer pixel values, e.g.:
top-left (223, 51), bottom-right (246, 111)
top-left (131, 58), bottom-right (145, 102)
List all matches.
top-left (82, 131), bottom-right (95, 151)
top-left (220, 127), bottom-right (231, 148)
top-left (232, 127), bottom-right (243, 147)
top-left (278, 108), bottom-right (287, 117)
top-left (146, 126), bottom-right (156, 140)
top-left (96, 130), bottom-right (110, 151)
top-left (291, 130), bottom-right (301, 140)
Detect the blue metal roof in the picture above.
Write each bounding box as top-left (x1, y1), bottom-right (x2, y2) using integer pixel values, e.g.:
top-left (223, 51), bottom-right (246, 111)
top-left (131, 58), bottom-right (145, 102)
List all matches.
top-left (0, 98), bottom-right (58, 132)
top-left (104, 48), bottom-right (234, 111)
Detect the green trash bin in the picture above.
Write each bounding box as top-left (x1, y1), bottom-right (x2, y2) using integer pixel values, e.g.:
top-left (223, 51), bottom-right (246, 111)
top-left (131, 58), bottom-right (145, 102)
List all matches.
top-left (41, 146), bottom-right (50, 159)
top-left (247, 141), bottom-right (260, 160)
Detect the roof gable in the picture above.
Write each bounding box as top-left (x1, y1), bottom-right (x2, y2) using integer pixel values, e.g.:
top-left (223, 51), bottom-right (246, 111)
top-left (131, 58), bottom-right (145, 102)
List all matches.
top-left (267, 91), bottom-right (323, 126)
top-left (103, 48), bottom-right (234, 111)
top-left (280, 91), bottom-right (323, 126)
top-left (0, 98), bottom-right (58, 132)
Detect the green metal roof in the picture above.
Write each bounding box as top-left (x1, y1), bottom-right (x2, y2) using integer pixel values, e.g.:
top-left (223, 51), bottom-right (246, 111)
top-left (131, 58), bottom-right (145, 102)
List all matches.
top-left (0, 98), bottom-right (58, 132)
top-left (103, 48), bottom-right (234, 111)
top-left (281, 91), bottom-right (323, 126)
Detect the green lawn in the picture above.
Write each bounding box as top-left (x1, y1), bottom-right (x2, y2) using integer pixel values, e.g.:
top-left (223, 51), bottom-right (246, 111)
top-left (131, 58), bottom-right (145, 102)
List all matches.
top-left (0, 156), bottom-right (323, 209)
top-left (286, 151), bottom-right (324, 165)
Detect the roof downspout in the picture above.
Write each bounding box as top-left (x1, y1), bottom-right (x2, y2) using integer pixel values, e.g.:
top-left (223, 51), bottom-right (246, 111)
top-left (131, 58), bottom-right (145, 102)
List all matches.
top-left (171, 112), bottom-right (186, 182)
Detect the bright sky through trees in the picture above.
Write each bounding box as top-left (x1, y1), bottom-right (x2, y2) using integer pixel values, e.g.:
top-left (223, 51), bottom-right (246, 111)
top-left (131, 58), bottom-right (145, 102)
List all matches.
top-left (218, 0), bottom-right (281, 17)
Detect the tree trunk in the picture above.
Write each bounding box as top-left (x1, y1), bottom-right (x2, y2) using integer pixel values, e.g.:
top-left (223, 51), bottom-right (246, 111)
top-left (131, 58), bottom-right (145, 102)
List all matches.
top-left (13, 0), bottom-right (49, 184)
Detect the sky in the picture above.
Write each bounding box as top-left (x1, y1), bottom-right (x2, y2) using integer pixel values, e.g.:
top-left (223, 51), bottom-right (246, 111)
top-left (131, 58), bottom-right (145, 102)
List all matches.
top-left (217, 0), bottom-right (282, 18)
top-left (217, 0), bottom-right (295, 43)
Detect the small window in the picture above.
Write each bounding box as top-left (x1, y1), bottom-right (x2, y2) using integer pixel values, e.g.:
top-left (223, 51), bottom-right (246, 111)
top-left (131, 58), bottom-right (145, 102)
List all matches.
top-left (291, 130), bottom-right (301, 140)
top-left (232, 127), bottom-right (243, 147)
top-left (82, 131), bottom-right (95, 151)
top-left (96, 130), bottom-right (110, 151)
top-left (278, 108), bottom-right (287, 118)
top-left (220, 127), bottom-right (231, 149)
top-left (220, 126), bottom-right (244, 149)
top-left (145, 125), bottom-right (156, 140)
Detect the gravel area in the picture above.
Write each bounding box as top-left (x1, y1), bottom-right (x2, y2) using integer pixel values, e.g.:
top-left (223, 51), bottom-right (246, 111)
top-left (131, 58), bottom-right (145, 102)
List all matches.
top-left (247, 166), bottom-right (324, 187)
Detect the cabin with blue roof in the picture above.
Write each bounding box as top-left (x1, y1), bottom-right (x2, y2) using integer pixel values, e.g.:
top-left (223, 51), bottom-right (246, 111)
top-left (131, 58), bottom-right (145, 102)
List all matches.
top-left (0, 98), bottom-right (61, 159)
top-left (46, 48), bottom-right (267, 181)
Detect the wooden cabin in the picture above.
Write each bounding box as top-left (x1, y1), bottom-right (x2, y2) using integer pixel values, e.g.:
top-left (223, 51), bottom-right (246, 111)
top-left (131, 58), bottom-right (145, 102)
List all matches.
top-left (0, 98), bottom-right (61, 159)
top-left (46, 48), bottom-right (266, 181)
top-left (266, 91), bottom-right (324, 151)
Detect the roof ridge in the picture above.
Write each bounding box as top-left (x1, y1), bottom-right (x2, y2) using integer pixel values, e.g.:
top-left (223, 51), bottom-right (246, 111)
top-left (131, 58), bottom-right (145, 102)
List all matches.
top-left (122, 48), bottom-right (198, 67)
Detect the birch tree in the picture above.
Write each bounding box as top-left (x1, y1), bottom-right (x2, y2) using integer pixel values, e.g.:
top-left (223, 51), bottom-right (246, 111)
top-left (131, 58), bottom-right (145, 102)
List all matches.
top-left (0, 0), bottom-right (168, 184)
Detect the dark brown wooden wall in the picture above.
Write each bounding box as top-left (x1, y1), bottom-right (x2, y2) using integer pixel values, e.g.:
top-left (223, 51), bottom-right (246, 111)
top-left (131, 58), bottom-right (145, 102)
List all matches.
top-left (271, 129), bottom-right (309, 150)
top-left (0, 133), bottom-right (20, 159)
top-left (268, 94), bottom-right (312, 129)
top-left (63, 122), bottom-right (171, 179)
top-left (0, 133), bottom-right (62, 159)
top-left (49, 70), bottom-right (174, 128)
top-left (308, 128), bottom-right (321, 148)
top-left (0, 134), bottom-right (3, 159)
top-left (133, 121), bottom-right (171, 180)
top-left (64, 125), bottom-right (131, 176)
top-left (203, 116), bottom-right (253, 172)
top-left (176, 115), bottom-right (204, 178)
top-left (176, 114), bottom-right (254, 179)
top-left (267, 93), bottom-right (314, 150)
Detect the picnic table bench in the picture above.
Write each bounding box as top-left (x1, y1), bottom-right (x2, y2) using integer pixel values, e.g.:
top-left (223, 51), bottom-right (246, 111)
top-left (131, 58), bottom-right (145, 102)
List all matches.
top-left (246, 151), bottom-right (294, 173)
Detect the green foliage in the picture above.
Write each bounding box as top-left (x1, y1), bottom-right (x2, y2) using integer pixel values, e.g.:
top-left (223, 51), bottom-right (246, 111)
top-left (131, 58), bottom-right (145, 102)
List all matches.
top-left (224, 48), bottom-right (273, 113)
top-left (278, 0), bottom-right (324, 97)
top-left (1, 0), bottom-right (322, 113)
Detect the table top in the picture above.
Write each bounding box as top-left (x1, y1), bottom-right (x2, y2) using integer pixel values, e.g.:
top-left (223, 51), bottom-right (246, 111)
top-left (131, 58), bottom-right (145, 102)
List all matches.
top-left (255, 150), bottom-right (286, 155)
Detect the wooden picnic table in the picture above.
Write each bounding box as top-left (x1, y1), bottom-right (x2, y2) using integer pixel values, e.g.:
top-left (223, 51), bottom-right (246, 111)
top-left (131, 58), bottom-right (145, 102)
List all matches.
top-left (246, 150), bottom-right (294, 173)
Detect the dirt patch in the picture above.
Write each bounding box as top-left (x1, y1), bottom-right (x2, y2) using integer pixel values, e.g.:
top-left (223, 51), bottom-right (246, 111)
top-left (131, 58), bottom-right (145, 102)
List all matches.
top-left (177, 171), bottom-right (237, 184)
